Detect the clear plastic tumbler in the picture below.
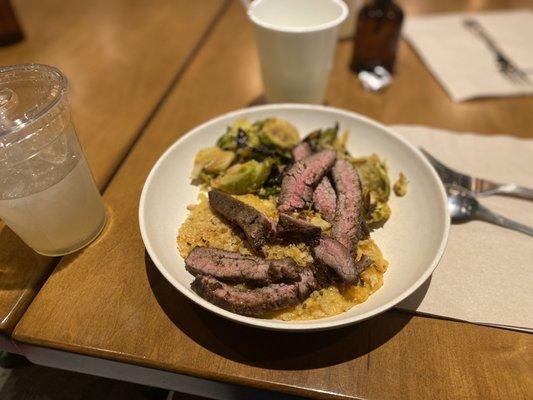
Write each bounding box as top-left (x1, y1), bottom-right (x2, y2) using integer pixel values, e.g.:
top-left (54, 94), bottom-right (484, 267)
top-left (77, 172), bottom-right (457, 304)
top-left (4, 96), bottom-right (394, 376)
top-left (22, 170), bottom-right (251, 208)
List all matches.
top-left (0, 64), bottom-right (106, 256)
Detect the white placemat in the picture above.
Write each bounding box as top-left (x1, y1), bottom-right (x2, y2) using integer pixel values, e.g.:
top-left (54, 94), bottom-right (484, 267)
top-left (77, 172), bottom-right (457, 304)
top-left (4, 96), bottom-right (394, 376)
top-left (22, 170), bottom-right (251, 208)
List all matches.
top-left (403, 10), bottom-right (533, 102)
top-left (391, 125), bottom-right (533, 332)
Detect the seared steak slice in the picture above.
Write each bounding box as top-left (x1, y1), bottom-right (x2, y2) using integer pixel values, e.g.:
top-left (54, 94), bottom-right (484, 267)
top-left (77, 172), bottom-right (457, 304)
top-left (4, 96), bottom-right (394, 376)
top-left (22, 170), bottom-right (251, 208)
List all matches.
top-left (309, 262), bottom-right (337, 288)
top-left (312, 236), bottom-right (360, 284)
top-left (185, 247), bottom-right (300, 286)
top-left (277, 213), bottom-right (321, 242)
top-left (354, 255), bottom-right (373, 276)
top-left (296, 267), bottom-right (319, 299)
top-left (209, 189), bottom-right (275, 254)
top-left (312, 177), bottom-right (337, 223)
top-left (331, 159), bottom-right (368, 253)
top-left (292, 141), bottom-right (312, 161)
top-left (278, 149), bottom-right (336, 213)
top-left (292, 141), bottom-right (337, 223)
top-left (191, 268), bottom-right (318, 316)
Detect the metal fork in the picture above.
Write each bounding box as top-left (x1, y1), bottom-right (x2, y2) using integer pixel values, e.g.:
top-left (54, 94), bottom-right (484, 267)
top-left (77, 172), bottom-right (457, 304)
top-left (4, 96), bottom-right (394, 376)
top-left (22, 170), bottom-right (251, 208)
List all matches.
top-left (463, 18), bottom-right (532, 86)
top-left (420, 148), bottom-right (533, 200)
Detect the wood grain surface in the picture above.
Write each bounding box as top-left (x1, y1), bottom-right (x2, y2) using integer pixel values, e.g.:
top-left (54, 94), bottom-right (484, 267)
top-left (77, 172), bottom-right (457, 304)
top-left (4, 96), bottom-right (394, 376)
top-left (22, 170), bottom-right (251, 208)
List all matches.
top-left (0, 0), bottom-right (225, 337)
top-left (13, 0), bottom-right (533, 399)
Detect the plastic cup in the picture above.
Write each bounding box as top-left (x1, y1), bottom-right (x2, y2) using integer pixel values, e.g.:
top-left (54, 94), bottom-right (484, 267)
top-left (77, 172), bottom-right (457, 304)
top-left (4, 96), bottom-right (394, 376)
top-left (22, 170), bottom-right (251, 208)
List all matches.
top-left (246, 0), bottom-right (348, 103)
top-left (0, 64), bottom-right (106, 256)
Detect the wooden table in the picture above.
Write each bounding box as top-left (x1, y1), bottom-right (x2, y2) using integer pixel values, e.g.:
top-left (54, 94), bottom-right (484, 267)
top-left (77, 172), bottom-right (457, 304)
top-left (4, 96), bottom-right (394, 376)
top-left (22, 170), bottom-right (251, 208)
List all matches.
top-left (9, 0), bottom-right (533, 398)
top-left (0, 0), bottom-right (225, 345)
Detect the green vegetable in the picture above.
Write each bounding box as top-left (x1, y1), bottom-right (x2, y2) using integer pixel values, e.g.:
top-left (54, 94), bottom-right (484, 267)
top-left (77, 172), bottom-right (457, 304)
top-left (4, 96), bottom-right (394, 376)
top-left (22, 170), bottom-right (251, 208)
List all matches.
top-left (304, 123), bottom-right (339, 151)
top-left (318, 124), bottom-right (339, 147)
top-left (366, 192), bottom-right (392, 225)
top-left (191, 147), bottom-right (235, 180)
top-left (258, 118), bottom-right (300, 149)
top-left (258, 186), bottom-right (281, 198)
top-left (243, 129), bottom-right (261, 148)
top-left (351, 154), bottom-right (391, 225)
top-left (211, 159), bottom-right (273, 194)
top-left (393, 172), bottom-right (408, 197)
top-left (217, 119), bottom-right (260, 150)
top-left (353, 155), bottom-right (390, 202)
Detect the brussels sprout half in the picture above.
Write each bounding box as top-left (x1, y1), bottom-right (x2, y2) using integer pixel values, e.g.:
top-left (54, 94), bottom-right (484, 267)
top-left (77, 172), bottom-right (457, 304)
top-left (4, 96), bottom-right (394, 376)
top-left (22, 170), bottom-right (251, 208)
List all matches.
top-left (191, 147), bottom-right (235, 180)
top-left (258, 118), bottom-right (300, 150)
top-left (211, 159), bottom-right (273, 195)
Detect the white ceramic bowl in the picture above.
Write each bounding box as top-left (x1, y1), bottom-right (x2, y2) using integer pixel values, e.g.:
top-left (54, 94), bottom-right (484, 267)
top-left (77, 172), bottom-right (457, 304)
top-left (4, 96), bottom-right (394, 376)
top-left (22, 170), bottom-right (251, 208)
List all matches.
top-left (139, 104), bottom-right (449, 331)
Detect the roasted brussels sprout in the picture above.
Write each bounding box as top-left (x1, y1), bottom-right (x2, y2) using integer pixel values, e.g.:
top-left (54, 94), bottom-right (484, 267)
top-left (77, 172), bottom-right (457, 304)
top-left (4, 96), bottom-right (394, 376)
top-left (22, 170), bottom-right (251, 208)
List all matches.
top-left (393, 172), bottom-right (408, 197)
top-left (365, 191), bottom-right (392, 225)
top-left (191, 147), bottom-right (235, 180)
top-left (217, 119), bottom-right (260, 150)
top-left (211, 159), bottom-right (273, 194)
top-left (353, 154), bottom-right (390, 202)
top-left (230, 128), bottom-right (291, 165)
top-left (263, 163), bottom-right (283, 187)
top-left (303, 123), bottom-right (339, 152)
top-left (257, 164), bottom-right (284, 198)
top-left (258, 118), bottom-right (300, 149)
top-left (317, 123), bottom-right (339, 147)
top-left (251, 146), bottom-right (292, 163)
top-left (351, 154), bottom-right (391, 225)
top-left (257, 185), bottom-right (281, 197)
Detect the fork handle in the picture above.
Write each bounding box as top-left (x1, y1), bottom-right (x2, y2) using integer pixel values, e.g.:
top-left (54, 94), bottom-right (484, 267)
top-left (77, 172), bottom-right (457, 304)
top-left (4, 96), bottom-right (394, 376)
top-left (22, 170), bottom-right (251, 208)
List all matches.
top-left (480, 184), bottom-right (533, 201)
top-left (476, 204), bottom-right (533, 237)
top-left (464, 19), bottom-right (504, 55)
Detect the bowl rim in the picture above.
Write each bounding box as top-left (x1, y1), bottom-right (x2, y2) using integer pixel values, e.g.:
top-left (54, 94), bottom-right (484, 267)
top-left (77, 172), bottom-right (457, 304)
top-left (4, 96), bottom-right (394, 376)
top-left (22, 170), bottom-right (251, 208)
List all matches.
top-left (139, 103), bottom-right (450, 331)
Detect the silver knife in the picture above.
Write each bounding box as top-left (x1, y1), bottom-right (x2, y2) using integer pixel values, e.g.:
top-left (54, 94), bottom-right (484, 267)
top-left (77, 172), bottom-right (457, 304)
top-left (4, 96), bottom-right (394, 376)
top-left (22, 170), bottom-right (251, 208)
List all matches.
top-left (420, 148), bottom-right (533, 200)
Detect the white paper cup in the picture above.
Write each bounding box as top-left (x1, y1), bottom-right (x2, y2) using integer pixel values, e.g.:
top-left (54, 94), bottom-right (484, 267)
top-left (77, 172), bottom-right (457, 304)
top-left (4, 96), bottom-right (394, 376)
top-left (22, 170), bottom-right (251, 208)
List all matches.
top-left (247, 0), bottom-right (348, 104)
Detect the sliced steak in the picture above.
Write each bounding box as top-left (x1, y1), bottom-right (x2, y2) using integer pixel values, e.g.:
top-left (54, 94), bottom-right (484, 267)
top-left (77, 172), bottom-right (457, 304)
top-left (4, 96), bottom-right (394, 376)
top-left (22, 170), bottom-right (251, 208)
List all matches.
top-left (185, 247), bottom-right (300, 286)
top-left (313, 177), bottom-right (337, 223)
top-left (296, 267), bottom-right (319, 299)
top-left (191, 268), bottom-right (318, 316)
top-left (331, 159), bottom-right (368, 254)
top-left (209, 189), bottom-right (275, 254)
top-left (354, 255), bottom-right (373, 276)
top-left (278, 149), bottom-right (336, 213)
top-left (312, 236), bottom-right (360, 284)
top-left (292, 141), bottom-right (312, 161)
top-left (292, 141), bottom-right (337, 223)
top-left (309, 262), bottom-right (337, 288)
top-left (277, 213), bottom-right (321, 242)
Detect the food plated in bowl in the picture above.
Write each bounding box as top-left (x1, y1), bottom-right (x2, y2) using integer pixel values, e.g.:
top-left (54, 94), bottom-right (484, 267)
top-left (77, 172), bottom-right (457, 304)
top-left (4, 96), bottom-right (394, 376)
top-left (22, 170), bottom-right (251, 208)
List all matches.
top-left (139, 104), bottom-right (449, 331)
top-left (178, 118), bottom-right (396, 320)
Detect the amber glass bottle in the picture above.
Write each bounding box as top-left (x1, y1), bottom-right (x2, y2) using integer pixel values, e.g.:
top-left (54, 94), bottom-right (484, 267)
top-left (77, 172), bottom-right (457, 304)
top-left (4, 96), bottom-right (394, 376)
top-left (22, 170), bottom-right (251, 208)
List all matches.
top-left (0, 0), bottom-right (24, 46)
top-left (350, 0), bottom-right (404, 74)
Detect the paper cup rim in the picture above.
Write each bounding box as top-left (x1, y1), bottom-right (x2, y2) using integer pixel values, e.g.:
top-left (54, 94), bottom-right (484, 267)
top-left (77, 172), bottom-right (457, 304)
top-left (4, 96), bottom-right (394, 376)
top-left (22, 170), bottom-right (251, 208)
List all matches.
top-left (248, 0), bottom-right (349, 33)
